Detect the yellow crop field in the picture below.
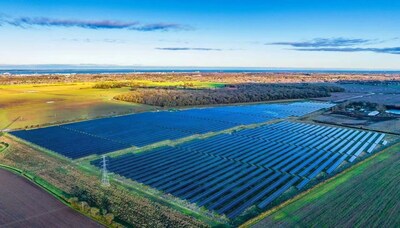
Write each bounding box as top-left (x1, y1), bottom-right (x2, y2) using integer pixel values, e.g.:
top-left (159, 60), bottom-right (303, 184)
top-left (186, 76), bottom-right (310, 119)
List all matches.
top-left (0, 80), bottom-right (222, 130)
top-left (0, 83), bottom-right (156, 129)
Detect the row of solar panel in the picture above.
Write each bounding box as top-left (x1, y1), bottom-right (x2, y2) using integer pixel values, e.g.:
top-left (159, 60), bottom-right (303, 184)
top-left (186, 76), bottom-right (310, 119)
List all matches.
top-left (11, 102), bottom-right (333, 159)
top-left (95, 121), bottom-right (385, 218)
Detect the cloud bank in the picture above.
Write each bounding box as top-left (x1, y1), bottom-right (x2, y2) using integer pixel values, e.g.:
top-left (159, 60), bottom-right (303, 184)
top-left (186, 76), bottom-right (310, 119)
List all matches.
top-left (268, 37), bottom-right (400, 55)
top-left (4, 16), bottom-right (191, 32)
top-left (156, 47), bottom-right (223, 51)
top-left (267, 38), bottom-right (373, 47)
top-left (295, 47), bottom-right (400, 54)
top-left (62, 38), bottom-right (126, 43)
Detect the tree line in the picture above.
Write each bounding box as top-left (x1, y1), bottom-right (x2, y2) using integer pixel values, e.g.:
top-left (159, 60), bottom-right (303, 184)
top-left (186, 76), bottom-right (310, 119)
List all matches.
top-left (114, 83), bottom-right (344, 107)
top-left (93, 81), bottom-right (201, 89)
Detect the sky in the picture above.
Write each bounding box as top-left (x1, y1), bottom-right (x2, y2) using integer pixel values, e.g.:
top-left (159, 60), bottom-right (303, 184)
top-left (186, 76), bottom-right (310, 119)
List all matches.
top-left (0, 0), bottom-right (400, 69)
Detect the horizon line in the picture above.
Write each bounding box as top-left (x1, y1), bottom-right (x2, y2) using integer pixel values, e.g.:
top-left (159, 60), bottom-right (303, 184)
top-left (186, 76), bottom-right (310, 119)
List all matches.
top-left (1, 64), bottom-right (400, 71)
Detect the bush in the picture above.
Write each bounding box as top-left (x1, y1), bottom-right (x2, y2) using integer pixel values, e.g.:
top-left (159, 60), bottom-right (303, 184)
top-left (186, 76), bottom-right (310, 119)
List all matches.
top-left (68, 197), bottom-right (79, 208)
top-left (104, 213), bottom-right (115, 225)
top-left (80, 201), bottom-right (90, 213)
top-left (90, 207), bottom-right (101, 218)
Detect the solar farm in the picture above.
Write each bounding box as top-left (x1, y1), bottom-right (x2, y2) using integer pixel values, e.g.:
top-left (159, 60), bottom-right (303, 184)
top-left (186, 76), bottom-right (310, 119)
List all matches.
top-left (92, 121), bottom-right (386, 218)
top-left (10, 101), bottom-right (333, 159)
top-left (9, 100), bottom-right (388, 220)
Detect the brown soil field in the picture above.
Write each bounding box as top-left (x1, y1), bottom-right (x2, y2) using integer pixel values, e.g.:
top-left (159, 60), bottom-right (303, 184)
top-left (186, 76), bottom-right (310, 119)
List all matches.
top-left (337, 83), bottom-right (400, 94)
top-left (367, 119), bottom-right (400, 134)
top-left (310, 113), bottom-right (400, 135)
top-left (348, 94), bottom-right (400, 106)
top-left (312, 92), bottom-right (372, 102)
top-left (315, 82), bottom-right (400, 106)
top-left (313, 114), bottom-right (369, 125)
top-left (0, 169), bottom-right (102, 228)
top-left (314, 92), bottom-right (400, 106)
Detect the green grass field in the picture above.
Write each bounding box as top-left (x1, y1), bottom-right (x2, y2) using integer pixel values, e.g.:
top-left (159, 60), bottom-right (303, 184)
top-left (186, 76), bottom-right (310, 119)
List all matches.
top-left (249, 143), bottom-right (400, 228)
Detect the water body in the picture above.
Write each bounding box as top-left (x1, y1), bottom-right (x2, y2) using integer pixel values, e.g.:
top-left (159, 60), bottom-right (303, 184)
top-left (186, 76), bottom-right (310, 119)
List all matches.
top-left (1, 68), bottom-right (400, 75)
top-left (386, 109), bottom-right (400, 115)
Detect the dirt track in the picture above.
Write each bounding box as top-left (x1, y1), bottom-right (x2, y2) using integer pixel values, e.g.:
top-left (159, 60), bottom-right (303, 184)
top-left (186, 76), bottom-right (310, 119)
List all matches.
top-left (0, 169), bottom-right (102, 228)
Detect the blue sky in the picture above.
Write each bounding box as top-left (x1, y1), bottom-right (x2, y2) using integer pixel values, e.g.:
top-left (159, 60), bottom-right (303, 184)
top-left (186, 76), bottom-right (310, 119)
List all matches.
top-left (0, 0), bottom-right (399, 69)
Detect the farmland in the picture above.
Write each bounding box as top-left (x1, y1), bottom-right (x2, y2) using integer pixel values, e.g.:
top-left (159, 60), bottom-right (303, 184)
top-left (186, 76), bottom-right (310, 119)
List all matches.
top-left (2, 73), bottom-right (397, 130)
top-left (11, 102), bottom-right (333, 159)
top-left (0, 169), bottom-right (101, 227)
top-left (1, 73), bottom-right (398, 85)
top-left (0, 80), bottom-right (223, 130)
top-left (0, 83), bottom-right (153, 130)
top-left (92, 121), bottom-right (386, 220)
top-left (250, 143), bottom-right (400, 227)
top-left (313, 81), bottom-right (400, 106)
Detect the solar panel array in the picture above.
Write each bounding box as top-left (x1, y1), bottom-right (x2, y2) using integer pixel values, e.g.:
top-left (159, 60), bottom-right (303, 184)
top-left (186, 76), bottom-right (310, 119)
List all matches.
top-left (11, 102), bottom-right (334, 159)
top-left (95, 121), bottom-right (385, 218)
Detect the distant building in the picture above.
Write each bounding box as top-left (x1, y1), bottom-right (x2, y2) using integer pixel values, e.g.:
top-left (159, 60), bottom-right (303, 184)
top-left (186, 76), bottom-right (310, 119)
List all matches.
top-left (368, 111), bottom-right (380, 116)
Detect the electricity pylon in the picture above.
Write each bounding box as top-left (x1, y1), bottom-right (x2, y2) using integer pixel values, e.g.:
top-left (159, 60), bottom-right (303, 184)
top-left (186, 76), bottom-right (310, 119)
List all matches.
top-left (101, 155), bottom-right (110, 187)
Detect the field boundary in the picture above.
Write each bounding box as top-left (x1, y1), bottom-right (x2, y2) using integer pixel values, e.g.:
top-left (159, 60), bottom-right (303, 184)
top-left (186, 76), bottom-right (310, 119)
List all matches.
top-left (5, 134), bottom-right (74, 163)
top-left (239, 142), bottom-right (400, 228)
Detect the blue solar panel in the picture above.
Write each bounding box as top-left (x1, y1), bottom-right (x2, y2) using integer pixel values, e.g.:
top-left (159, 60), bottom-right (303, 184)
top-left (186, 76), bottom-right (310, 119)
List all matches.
top-left (90, 120), bottom-right (384, 218)
top-left (10, 100), bottom-right (386, 218)
top-left (11, 102), bottom-right (335, 158)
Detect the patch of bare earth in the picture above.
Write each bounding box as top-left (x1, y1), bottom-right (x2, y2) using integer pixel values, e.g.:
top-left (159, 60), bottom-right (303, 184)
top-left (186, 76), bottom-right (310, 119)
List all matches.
top-left (0, 169), bottom-right (102, 228)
